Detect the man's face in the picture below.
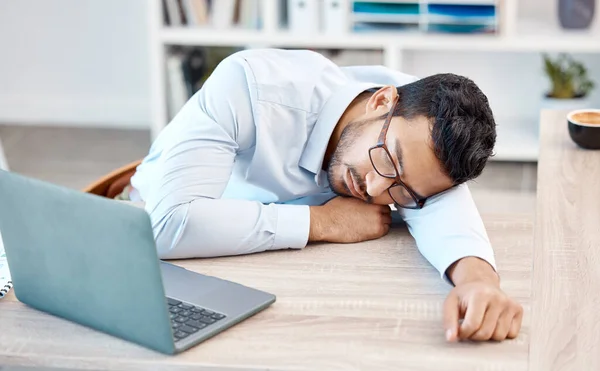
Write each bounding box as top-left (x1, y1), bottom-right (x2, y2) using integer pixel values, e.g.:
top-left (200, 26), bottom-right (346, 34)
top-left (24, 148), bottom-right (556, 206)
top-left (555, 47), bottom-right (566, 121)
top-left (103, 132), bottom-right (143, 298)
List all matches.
top-left (326, 112), bottom-right (454, 206)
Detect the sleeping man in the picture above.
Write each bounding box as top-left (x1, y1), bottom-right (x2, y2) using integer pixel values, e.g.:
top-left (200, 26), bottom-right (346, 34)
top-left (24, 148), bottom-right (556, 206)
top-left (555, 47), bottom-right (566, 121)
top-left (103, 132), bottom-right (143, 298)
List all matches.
top-left (125, 48), bottom-right (523, 343)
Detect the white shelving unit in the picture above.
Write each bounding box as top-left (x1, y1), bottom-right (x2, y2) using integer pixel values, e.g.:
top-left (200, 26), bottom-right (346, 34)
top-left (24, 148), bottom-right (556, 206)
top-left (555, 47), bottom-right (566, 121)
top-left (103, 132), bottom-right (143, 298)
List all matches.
top-left (493, 117), bottom-right (539, 161)
top-left (148, 0), bottom-right (600, 162)
top-left (159, 26), bottom-right (600, 52)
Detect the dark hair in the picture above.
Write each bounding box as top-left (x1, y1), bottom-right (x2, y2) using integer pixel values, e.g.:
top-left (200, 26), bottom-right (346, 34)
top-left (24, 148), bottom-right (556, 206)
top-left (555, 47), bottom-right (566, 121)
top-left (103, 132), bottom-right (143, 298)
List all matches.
top-left (394, 73), bottom-right (496, 184)
top-left (392, 73), bottom-right (496, 185)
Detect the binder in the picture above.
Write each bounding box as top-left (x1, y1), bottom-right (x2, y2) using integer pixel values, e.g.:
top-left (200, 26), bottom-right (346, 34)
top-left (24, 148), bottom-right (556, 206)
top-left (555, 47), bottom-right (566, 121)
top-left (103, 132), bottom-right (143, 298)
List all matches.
top-left (239, 0), bottom-right (261, 29)
top-left (0, 231), bottom-right (12, 299)
top-left (321, 0), bottom-right (349, 34)
top-left (211, 0), bottom-right (237, 29)
top-left (182, 0), bottom-right (209, 26)
top-left (0, 281), bottom-right (13, 298)
top-left (288, 0), bottom-right (319, 33)
top-left (165, 0), bottom-right (184, 26)
top-left (166, 53), bottom-right (188, 120)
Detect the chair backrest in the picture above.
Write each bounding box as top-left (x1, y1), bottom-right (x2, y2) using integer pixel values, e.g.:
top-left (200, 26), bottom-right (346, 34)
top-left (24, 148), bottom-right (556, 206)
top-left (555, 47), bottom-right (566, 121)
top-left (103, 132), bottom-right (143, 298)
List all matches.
top-left (0, 137), bottom-right (8, 171)
top-left (83, 159), bottom-right (141, 198)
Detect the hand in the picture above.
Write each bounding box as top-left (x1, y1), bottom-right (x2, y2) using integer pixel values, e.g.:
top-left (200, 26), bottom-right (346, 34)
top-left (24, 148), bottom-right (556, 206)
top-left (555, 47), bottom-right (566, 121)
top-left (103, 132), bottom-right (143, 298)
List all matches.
top-left (309, 196), bottom-right (392, 243)
top-left (443, 281), bottom-right (523, 342)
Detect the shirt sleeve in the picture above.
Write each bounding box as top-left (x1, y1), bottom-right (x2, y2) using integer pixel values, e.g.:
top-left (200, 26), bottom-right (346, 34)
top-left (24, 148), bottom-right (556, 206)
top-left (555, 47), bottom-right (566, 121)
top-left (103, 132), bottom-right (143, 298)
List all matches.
top-left (133, 56), bottom-right (310, 260)
top-left (396, 183), bottom-right (497, 284)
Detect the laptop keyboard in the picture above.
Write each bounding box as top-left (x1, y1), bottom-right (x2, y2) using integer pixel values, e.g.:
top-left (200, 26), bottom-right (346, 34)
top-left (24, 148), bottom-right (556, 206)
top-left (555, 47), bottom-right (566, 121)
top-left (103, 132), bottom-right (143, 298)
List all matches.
top-left (167, 297), bottom-right (227, 341)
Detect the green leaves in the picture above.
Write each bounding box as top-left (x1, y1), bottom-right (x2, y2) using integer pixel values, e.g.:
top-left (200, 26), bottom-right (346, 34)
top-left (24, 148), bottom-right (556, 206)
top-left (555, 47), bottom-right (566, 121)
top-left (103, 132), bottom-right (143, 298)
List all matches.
top-left (542, 53), bottom-right (595, 99)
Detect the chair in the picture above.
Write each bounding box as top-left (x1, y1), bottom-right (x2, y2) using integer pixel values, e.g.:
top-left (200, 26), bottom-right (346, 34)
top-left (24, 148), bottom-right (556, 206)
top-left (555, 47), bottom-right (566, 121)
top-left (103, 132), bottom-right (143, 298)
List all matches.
top-left (0, 136), bottom-right (8, 171)
top-left (83, 159), bottom-right (141, 198)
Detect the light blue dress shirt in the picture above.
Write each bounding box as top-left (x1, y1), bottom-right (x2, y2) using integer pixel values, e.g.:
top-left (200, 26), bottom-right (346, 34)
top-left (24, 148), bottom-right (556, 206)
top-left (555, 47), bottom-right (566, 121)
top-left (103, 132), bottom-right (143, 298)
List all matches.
top-left (130, 48), bottom-right (496, 280)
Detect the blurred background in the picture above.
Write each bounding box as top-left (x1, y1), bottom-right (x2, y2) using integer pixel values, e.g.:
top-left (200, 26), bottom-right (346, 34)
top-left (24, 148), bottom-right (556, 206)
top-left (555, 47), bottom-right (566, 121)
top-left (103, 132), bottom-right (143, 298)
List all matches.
top-left (0, 0), bottom-right (598, 214)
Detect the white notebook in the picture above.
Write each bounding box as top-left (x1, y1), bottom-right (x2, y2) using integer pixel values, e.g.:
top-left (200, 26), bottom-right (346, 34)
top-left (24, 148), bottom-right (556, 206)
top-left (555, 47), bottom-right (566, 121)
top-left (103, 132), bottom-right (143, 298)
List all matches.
top-left (0, 230), bottom-right (12, 298)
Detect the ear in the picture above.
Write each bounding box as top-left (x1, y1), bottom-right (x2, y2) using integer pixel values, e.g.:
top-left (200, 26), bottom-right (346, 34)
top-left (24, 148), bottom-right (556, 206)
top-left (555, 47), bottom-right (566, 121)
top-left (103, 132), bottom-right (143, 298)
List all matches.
top-left (365, 85), bottom-right (398, 115)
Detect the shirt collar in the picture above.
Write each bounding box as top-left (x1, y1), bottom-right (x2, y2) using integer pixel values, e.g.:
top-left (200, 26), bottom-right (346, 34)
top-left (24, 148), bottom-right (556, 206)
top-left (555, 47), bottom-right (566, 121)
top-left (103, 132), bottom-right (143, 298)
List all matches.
top-left (299, 82), bottom-right (379, 186)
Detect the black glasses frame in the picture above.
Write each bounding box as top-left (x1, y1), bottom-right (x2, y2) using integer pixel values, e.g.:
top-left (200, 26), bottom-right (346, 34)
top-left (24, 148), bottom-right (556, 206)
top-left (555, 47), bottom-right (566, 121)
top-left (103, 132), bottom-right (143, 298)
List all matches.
top-left (367, 96), bottom-right (427, 209)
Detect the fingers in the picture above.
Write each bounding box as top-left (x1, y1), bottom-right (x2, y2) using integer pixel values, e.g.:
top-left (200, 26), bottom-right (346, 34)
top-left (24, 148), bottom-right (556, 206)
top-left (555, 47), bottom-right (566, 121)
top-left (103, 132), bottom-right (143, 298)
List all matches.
top-left (507, 304), bottom-right (523, 339)
top-left (379, 205), bottom-right (392, 214)
top-left (471, 305), bottom-right (503, 341)
top-left (491, 309), bottom-right (513, 341)
top-left (380, 205), bottom-right (392, 225)
top-left (461, 296), bottom-right (523, 342)
top-left (446, 281), bottom-right (524, 343)
top-left (370, 223), bottom-right (389, 239)
top-left (492, 301), bottom-right (523, 341)
top-left (443, 292), bottom-right (460, 342)
top-left (459, 295), bottom-right (487, 339)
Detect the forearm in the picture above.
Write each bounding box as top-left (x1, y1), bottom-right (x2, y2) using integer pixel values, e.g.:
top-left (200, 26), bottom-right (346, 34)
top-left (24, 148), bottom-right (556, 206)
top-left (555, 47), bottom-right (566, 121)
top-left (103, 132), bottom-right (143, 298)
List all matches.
top-left (308, 205), bottom-right (326, 242)
top-left (399, 184), bottom-right (497, 281)
top-left (446, 256), bottom-right (499, 287)
top-left (308, 197), bottom-right (393, 244)
top-left (152, 199), bottom-right (310, 259)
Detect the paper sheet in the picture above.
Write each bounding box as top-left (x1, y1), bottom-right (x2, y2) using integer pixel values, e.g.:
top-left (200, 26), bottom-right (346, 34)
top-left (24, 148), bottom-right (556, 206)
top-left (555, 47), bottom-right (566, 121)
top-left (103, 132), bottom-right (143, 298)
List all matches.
top-left (0, 230), bottom-right (12, 298)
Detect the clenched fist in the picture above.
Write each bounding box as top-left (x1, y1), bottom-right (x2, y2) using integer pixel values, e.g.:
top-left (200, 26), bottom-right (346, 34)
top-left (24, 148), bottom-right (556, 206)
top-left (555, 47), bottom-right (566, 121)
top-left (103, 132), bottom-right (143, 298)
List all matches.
top-left (309, 196), bottom-right (392, 243)
top-left (444, 281), bottom-right (523, 342)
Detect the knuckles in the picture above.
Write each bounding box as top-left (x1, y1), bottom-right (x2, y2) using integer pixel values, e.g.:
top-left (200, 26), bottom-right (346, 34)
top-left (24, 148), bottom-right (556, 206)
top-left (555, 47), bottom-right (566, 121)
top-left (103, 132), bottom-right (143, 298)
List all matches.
top-left (492, 331), bottom-right (508, 342)
top-left (460, 321), bottom-right (477, 335)
top-left (473, 329), bottom-right (494, 341)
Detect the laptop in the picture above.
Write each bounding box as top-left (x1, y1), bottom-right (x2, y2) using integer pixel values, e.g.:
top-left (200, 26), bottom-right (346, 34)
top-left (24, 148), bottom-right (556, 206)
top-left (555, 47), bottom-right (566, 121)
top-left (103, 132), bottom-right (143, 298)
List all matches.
top-left (0, 170), bottom-right (276, 355)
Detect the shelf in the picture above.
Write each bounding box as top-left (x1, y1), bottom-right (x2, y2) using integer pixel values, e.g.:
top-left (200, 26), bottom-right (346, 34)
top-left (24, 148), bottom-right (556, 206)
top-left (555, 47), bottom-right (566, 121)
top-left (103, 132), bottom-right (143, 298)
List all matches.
top-left (516, 18), bottom-right (600, 45)
top-left (428, 0), bottom-right (496, 4)
top-left (159, 27), bottom-right (600, 52)
top-left (353, 14), bottom-right (421, 24)
top-left (491, 118), bottom-right (539, 162)
top-left (354, 0), bottom-right (496, 4)
top-left (352, 0), bottom-right (422, 3)
top-left (426, 16), bottom-right (496, 26)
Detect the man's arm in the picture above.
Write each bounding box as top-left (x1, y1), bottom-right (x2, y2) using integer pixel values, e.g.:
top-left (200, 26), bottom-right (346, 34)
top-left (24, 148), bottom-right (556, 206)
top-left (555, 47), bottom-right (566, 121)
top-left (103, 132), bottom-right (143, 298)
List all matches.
top-left (135, 52), bottom-right (395, 259)
top-left (398, 184), bottom-right (523, 342)
top-left (398, 183), bottom-right (497, 281)
top-left (134, 56), bottom-right (312, 260)
top-left (140, 119), bottom-right (390, 259)
top-left (142, 114), bottom-right (311, 260)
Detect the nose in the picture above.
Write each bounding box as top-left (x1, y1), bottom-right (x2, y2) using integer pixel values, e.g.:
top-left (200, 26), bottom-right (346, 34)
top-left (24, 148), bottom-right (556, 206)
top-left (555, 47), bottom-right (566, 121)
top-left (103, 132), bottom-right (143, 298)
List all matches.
top-left (365, 170), bottom-right (395, 197)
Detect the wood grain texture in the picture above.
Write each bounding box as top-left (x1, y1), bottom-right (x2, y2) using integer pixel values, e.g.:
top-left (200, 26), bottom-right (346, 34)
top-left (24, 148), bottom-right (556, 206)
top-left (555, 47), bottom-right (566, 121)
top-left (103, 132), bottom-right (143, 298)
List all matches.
top-left (0, 214), bottom-right (532, 371)
top-left (529, 110), bottom-right (600, 370)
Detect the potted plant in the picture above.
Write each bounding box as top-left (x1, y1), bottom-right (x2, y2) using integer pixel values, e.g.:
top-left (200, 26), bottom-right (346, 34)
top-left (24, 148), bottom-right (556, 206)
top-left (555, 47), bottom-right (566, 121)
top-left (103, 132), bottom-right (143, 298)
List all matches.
top-left (542, 53), bottom-right (595, 110)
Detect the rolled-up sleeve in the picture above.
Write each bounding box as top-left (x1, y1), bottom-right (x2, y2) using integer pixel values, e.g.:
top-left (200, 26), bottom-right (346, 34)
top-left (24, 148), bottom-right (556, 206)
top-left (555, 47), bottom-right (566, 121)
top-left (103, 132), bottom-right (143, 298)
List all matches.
top-left (397, 183), bottom-right (497, 283)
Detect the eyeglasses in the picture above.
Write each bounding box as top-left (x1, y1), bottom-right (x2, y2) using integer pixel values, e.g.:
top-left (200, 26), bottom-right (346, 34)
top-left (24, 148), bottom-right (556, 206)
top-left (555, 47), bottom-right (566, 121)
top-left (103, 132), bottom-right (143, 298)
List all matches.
top-left (368, 96), bottom-right (427, 209)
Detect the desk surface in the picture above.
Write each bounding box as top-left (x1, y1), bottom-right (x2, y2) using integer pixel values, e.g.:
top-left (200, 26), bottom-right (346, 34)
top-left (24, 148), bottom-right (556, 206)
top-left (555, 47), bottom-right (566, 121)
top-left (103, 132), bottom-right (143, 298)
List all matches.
top-left (3, 109), bottom-right (598, 371)
top-left (529, 110), bottom-right (600, 370)
top-left (0, 214), bottom-right (532, 371)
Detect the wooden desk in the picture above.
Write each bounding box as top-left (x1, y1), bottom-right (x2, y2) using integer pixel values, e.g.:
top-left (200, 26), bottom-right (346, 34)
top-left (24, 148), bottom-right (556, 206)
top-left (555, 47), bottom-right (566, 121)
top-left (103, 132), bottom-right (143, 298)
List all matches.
top-left (5, 110), bottom-right (599, 370)
top-left (0, 214), bottom-right (532, 370)
top-left (529, 110), bottom-right (600, 370)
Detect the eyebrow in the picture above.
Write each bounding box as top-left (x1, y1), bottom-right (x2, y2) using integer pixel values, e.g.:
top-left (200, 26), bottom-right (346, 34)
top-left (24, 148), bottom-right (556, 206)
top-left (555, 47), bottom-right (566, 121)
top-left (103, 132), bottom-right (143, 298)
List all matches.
top-left (393, 137), bottom-right (404, 175)
top-left (393, 136), bottom-right (426, 200)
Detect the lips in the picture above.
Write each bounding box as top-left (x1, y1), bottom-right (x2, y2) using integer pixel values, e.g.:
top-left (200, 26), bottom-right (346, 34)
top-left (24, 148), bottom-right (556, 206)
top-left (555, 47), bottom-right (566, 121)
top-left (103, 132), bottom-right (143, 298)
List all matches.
top-left (345, 169), bottom-right (365, 201)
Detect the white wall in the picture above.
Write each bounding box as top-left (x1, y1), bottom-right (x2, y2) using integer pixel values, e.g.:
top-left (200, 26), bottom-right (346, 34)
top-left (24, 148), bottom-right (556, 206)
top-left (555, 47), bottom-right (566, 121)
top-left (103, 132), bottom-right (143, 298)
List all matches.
top-left (403, 0), bottom-right (600, 130)
top-left (405, 51), bottom-right (600, 124)
top-left (0, 0), bottom-right (150, 129)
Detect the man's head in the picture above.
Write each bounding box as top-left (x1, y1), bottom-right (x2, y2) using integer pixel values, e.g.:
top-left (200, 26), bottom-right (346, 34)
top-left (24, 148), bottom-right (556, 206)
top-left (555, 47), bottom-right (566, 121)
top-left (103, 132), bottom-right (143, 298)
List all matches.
top-left (325, 73), bottom-right (496, 207)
